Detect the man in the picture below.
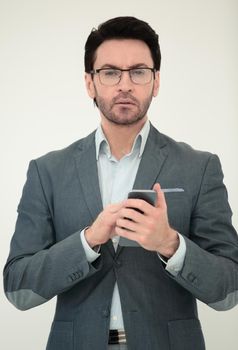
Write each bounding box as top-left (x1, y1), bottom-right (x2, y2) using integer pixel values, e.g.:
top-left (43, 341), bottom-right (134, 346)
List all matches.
top-left (3, 16), bottom-right (238, 350)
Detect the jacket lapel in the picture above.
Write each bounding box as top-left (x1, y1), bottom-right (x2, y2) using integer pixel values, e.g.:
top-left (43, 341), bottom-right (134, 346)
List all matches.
top-left (133, 124), bottom-right (168, 190)
top-left (117, 124), bottom-right (169, 253)
top-left (74, 131), bottom-right (115, 255)
top-left (74, 131), bottom-right (103, 221)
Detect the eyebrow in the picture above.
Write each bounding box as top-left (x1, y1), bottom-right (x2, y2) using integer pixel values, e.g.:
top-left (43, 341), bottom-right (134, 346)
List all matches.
top-left (98, 63), bottom-right (151, 69)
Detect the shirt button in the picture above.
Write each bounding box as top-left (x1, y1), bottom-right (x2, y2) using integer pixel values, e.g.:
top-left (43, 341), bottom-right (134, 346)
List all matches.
top-left (111, 315), bottom-right (118, 321)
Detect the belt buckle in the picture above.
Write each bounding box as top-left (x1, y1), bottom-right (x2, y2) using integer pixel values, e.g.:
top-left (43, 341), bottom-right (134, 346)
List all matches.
top-left (108, 329), bottom-right (126, 344)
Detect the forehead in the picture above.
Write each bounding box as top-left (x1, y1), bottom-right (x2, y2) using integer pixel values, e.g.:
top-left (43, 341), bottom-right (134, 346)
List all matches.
top-left (93, 39), bottom-right (153, 68)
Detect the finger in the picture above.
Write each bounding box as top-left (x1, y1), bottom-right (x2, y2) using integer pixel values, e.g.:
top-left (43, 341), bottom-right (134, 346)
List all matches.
top-left (118, 207), bottom-right (144, 222)
top-left (115, 225), bottom-right (141, 242)
top-left (123, 198), bottom-right (154, 216)
top-left (108, 200), bottom-right (127, 213)
top-left (153, 183), bottom-right (167, 210)
top-left (116, 217), bottom-right (140, 232)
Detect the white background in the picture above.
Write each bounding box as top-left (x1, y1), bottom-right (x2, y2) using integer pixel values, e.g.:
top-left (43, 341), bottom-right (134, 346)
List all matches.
top-left (0, 0), bottom-right (237, 349)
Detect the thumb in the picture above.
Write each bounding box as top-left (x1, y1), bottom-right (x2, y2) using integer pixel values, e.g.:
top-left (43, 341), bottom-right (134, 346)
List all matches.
top-left (153, 183), bottom-right (167, 210)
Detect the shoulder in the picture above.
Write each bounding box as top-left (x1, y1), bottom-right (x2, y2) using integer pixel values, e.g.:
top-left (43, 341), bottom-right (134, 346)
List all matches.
top-left (150, 124), bottom-right (215, 162)
top-left (148, 124), bottom-right (223, 179)
top-left (33, 131), bottom-right (96, 170)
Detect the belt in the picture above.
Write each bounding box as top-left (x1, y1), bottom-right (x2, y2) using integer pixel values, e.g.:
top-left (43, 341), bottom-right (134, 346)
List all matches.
top-left (108, 329), bottom-right (126, 344)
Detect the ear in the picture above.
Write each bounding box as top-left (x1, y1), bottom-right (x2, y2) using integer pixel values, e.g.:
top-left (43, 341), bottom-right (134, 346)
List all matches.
top-left (152, 71), bottom-right (160, 97)
top-left (85, 73), bottom-right (96, 99)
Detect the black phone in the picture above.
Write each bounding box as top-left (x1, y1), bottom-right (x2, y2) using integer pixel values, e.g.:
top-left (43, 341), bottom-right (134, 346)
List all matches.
top-left (119, 190), bottom-right (156, 247)
top-left (128, 189), bottom-right (157, 206)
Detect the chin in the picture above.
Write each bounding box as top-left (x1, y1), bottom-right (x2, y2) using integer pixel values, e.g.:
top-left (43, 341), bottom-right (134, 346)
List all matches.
top-left (108, 115), bottom-right (145, 126)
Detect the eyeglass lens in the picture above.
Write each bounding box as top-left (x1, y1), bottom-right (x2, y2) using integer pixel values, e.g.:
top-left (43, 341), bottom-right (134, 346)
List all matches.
top-left (98, 68), bottom-right (153, 85)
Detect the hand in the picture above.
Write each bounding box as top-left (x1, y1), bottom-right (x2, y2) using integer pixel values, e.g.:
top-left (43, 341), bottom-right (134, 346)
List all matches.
top-left (85, 202), bottom-right (125, 248)
top-left (115, 183), bottom-right (179, 258)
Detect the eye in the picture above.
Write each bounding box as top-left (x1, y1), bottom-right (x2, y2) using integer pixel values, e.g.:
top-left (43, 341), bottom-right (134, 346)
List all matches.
top-left (102, 69), bottom-right (120, 77)
top-left (131, 69), bottom-right (146, 76)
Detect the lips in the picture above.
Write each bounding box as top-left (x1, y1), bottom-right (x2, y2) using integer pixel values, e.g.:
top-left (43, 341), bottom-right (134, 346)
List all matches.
top-left (115, 99), bottom-right (136, 105)
top-left (113, 93), bottom-right (138, 107)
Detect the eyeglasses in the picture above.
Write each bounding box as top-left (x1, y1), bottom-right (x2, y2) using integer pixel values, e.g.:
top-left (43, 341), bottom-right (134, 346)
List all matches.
top-left (90, 67), bottom-right (156, 86)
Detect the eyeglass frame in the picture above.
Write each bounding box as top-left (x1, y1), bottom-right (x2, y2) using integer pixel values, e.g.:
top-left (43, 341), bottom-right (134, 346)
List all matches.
top-left (90, 67), bottom-right (157, 86)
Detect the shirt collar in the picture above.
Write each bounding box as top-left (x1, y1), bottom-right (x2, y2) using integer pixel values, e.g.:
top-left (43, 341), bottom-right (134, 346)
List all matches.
top-left (95, 119), bottom-right (150, 160)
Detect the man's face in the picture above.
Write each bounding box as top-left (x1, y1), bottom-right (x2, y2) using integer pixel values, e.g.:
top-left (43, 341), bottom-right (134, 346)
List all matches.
top-left (85, 39), bottom-right (160, 126)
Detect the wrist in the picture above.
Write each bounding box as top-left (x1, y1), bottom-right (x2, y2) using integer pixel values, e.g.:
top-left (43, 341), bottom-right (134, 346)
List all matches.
top-left (158, 229), bottom-right (180, 258)
top-left (85, 227), bottom-right (99, 249)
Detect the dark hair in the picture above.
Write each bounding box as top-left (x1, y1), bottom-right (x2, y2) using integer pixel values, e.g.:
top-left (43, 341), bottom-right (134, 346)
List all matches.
top-left (84, 16), bottom-right (161, 73)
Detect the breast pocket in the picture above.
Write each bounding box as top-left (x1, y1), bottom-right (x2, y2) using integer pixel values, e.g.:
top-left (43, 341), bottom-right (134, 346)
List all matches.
top-left (168, 318), bottom-right (205, 350)
top-left (46, 321), bottom-right (73, 350)
top-left (165, 193), bottom-right (191, 236)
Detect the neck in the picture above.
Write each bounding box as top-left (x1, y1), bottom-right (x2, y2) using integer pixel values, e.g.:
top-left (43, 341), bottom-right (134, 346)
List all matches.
top-left (101, 117), bottom-right (148, 160)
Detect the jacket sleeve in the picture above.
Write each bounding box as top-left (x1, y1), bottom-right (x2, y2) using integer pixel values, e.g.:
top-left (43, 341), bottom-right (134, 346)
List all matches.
top-left (3, 160), bottom-right (101, 311)
top-left (173, 154), bottom-right (238, 310)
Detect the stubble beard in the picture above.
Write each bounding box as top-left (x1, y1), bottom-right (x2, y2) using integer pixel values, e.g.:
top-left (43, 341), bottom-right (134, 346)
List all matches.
top-left (95, 91), bottom-right (153, 126)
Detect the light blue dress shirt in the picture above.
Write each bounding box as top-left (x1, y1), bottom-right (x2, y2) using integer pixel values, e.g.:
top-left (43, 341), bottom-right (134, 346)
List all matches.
top-left (80, 120), bottom-right (186, 330)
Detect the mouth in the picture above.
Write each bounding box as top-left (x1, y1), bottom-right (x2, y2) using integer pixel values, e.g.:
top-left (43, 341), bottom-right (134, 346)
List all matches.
top-left (115, 99), bottom-right (136, 106)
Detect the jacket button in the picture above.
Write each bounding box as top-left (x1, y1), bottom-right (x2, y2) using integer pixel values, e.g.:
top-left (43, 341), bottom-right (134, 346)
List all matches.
top-left (114, 260), bottom-right (122, 268)
top-left (76, 271), bottom-right (83, 278)
top-left (187, 273), bottom-right (197, 283)
top-left (68, 271), bottom-right (83, 282)
top-left (68, 275), bottom-right (76, 282)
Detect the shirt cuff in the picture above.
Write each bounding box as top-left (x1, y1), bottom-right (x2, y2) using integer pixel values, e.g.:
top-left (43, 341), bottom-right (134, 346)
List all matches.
top-left (80, 229), bottom-right (101, 263)
top-left (165, 233), bottom-right (186, 276)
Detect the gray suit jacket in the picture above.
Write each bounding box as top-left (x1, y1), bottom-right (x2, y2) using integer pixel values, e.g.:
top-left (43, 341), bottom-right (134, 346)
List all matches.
top-left (4, 124), bottom-right (238, 350)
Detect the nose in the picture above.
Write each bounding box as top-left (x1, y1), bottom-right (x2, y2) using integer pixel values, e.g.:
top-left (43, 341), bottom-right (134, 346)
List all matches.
top-left (117, 71), bottom-right (134, 92)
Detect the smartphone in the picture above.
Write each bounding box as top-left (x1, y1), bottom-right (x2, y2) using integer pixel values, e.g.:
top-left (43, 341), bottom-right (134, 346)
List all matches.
top-left (119, 190), bottom-right (156, 247)
top-left (128, 189), bottom-right (157, 206)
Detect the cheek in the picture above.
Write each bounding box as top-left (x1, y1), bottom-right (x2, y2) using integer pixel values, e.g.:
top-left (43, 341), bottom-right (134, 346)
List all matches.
top-left (139, 88), bottom-right (154, 104)
top-left (94, 91), bottom-right (112, 110)
top-left (95, 87), bottom-right (114, 102)
top-left (138, 84), bottom-right (155, 98)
